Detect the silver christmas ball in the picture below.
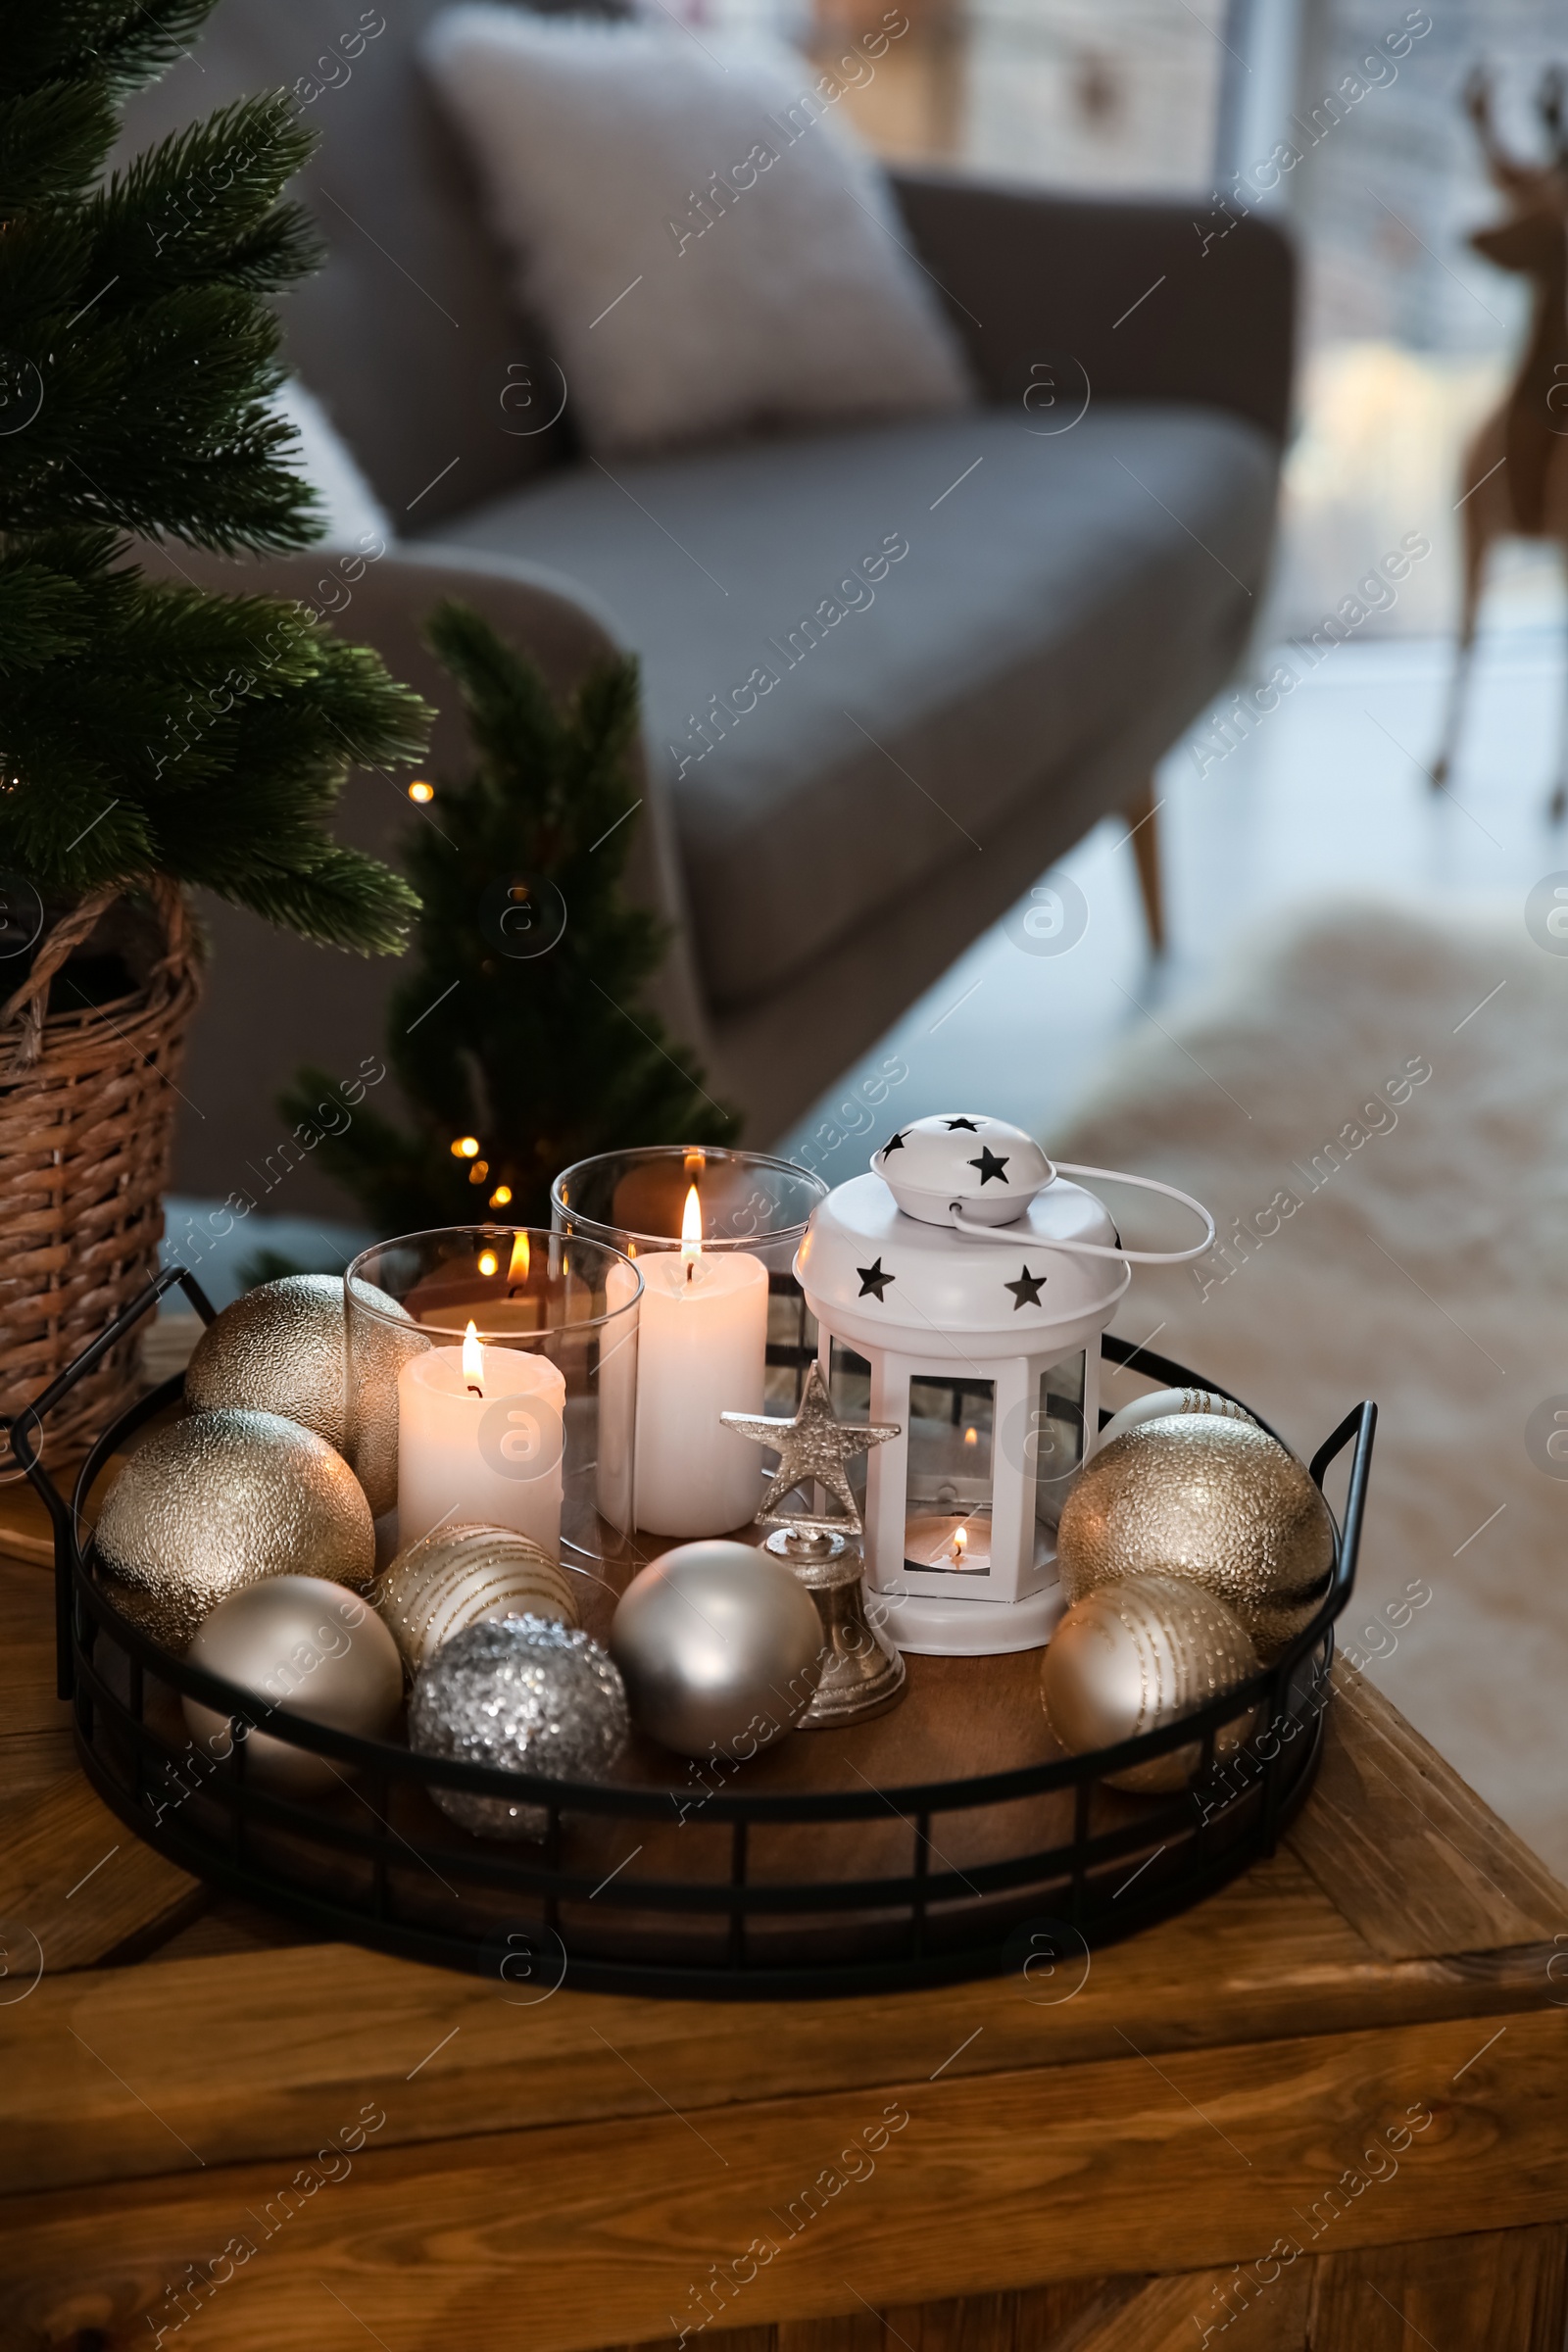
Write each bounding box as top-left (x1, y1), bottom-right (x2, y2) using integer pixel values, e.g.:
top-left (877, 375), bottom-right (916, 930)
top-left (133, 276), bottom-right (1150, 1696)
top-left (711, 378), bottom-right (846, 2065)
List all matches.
top-left (1041, 1574), bottom-right (1260, 1793)
top-left (1057, 1413), bottom-right (1334, 1660)
top-left (183, 1575), bottom-right (404, 1795)
top-left (410, 1615), bottom-right (628, 1839)
top-left (185, 1275), bottom-right (422, 1515)
top-left (375, 1521), bottom-right (579, 1681)
top-left (96, 1409), bottom-right (376, 1651)
top-left (610, 1539), bottom-right (824, 1760)
top-left (1095, 1386), bottom-right (1252, 1453)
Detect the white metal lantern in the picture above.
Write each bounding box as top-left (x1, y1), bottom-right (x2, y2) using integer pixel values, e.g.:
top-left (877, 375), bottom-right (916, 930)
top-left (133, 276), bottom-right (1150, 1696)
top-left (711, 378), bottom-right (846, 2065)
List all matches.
top-left (794, 1114), bottom-right (1214, 1656)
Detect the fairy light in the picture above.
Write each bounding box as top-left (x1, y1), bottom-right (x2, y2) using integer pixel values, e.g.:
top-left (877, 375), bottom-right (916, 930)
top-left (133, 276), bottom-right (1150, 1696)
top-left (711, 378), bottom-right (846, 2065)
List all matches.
top-left (476, 1250), bottom-right (498, 1278)
top-left (408, 779), bottom-right (434, 804)
top-left (489, 1184), bottom-right (513, 1207)
top-left (467, 1158), bottom-right (489, 1184)
top-left (451, 1136), bottom-right (480, 1159)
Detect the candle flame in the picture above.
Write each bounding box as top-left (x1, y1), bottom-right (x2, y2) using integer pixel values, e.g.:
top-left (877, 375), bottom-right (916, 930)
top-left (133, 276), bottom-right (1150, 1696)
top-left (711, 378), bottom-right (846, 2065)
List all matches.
top-left (951, 1524), bottom-right (967, 1563)
top-left (508, 1231), bottom-right (530, 1288)
top-left (680, 1182), bottom-right (702, 1273)
top-left (463, 1318), bottom-right (484, 1395)
top-left (963, 1425), bottom-right (978, 1447)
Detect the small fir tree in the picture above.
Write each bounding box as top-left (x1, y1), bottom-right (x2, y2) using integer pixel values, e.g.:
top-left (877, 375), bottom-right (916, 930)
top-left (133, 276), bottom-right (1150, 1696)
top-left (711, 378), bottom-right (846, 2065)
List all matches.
top-left (282, 600), bottom-right (738, 1230)
top-left (0, 0), bottom-right (426, 960)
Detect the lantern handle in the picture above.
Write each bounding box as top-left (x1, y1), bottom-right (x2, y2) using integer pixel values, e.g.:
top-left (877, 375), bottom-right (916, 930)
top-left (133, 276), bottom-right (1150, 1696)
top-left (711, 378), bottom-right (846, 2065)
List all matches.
top-left (948, 1161), bottom-right (1216, 1264)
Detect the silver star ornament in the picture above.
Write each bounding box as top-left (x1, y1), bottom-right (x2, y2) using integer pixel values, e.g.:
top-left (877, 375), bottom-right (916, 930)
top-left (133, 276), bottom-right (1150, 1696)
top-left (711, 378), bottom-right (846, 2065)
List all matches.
top-left (720, 1362), bottom-right (901, 1537)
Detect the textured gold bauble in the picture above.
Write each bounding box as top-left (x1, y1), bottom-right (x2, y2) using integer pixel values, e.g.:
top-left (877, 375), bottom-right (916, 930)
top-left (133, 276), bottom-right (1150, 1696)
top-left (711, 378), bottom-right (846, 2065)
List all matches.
top-left (1056, 1413), bottom-right (1334, 1659)
top-left (184, 1274), bottom-right (422, 1517)
top-left (374, 1522), bottom-right (579, 1681)
top-left (183, 1575), bottom-right (404, 1795)
top-left (95, 1409), bottom-right (376, 1652)
top-left (1041, 1573), bottom-right (1260, 1793)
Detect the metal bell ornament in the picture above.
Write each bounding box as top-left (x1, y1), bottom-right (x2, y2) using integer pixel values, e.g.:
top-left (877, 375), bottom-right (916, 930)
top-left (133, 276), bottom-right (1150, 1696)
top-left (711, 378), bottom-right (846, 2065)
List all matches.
top-left (794, 1114), bottom-right (1214, 1657)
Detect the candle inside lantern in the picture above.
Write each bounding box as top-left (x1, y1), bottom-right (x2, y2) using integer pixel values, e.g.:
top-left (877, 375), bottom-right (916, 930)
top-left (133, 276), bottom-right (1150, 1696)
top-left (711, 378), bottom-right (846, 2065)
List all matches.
top-left (632, 1185), bottom-right (768, 1537)
top-left (398, 1315), bottom-right (565, 1553)
top-left (903, 1511), bottom-right (993, 1573)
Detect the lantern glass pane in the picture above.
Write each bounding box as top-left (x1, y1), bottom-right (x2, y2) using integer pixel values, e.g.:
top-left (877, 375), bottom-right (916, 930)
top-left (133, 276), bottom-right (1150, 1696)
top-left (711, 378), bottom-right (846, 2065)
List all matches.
top-left (827, 1340), bottom-right (872, 1512)
top-left (1032, 1352), bottom-right (1087, 1536)
top-left (904, 1375), bottom-right (995, 1575)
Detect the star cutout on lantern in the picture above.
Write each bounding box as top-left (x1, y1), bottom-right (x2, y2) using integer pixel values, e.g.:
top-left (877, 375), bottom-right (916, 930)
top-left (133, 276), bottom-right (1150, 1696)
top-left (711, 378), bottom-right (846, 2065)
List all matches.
top-left (968, 1147), bottom-right (1010, 1185)
top-left (720, 1362), bottom-right (901, 1536)
top-left (943, 1116), bottom-right (980, 1131)
top-left (881, 1129), bottom-right (907, 1154)
top-left (1004, 1264), bottom-right (1048, 1309)
top-left (857, 1257), bottom-right (894, 1299)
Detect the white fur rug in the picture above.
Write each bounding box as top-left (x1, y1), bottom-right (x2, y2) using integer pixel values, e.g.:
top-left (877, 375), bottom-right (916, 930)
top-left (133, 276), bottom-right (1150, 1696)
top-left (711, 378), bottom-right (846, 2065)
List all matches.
top-left (1056, 899), bottom-right (1568, 1876)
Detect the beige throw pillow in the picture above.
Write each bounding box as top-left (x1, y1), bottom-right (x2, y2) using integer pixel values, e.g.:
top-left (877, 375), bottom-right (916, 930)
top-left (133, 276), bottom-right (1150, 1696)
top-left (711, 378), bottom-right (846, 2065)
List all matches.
top-left (421, 6), bottom-right (974, 456)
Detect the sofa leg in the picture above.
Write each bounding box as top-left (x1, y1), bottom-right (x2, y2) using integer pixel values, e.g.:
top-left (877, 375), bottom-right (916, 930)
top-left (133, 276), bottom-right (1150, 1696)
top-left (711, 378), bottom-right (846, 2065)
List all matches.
top-left (1125, 781), bottom-right (1165, 955)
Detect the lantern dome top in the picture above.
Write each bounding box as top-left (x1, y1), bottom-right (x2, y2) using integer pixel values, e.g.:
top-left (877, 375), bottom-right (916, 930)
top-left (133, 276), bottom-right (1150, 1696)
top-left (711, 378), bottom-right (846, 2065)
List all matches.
top-left (796, 1164), bottom-right (1127, 1361)
top-left (871, 1113), bottom-right (1052, 1228)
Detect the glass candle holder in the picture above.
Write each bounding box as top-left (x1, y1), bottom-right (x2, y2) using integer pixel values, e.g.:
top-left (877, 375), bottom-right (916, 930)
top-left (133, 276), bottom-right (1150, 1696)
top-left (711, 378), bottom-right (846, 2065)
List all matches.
top-left (550, 1147), bottom-right (826, 1542)
top-left (343, 1227), bottom-right (641, 1574)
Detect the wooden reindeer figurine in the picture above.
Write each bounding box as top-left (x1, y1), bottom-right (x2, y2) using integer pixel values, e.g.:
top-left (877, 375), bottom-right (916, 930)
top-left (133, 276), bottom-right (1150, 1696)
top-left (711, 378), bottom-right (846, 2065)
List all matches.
top-left (1433, 68), bottom-right (1568, 814)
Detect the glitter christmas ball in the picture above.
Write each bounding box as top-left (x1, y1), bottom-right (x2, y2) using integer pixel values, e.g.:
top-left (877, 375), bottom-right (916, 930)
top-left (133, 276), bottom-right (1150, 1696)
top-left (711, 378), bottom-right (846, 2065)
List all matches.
top-left (1041, 1573), bottom-right (1260, 1793)
top-left (95, 1409), bottom-right (376, 1651)
top-left (1095, 1386), bottom-right (1253, 1453)
top-left (183, 1575), bottom-right (403, 1795)
top-left (1056, 1413), bottom-right (1334, 1659)
top-left (609, 1539), bottom-right (824, 1759)
top-left (375, 1522), bottom-right (579, 1681)
top-left (184, 1275), bottom-right (423, 1515)
top-left (409, 1615), bottom-right (628, 1839)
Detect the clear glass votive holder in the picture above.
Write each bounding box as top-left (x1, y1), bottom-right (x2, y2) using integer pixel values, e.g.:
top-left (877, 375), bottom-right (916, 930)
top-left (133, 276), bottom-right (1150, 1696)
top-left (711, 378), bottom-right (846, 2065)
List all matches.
top-left (343, 1226), bottom-right (641, 1575)
top-left (549, 1147), bottom-right (827, 1541)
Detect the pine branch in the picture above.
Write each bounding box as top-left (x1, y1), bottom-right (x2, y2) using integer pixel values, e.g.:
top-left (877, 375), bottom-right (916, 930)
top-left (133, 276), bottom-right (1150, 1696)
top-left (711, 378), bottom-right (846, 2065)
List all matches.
top-left (0, 83), bottom-right (116, 209)
top-left (0, 2), bottom-right (219, 99)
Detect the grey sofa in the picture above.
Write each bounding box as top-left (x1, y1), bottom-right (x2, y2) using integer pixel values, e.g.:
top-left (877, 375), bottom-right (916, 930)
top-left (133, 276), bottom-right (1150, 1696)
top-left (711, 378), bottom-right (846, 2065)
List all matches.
top-left (123, 3), bottom-right (1295, 1214)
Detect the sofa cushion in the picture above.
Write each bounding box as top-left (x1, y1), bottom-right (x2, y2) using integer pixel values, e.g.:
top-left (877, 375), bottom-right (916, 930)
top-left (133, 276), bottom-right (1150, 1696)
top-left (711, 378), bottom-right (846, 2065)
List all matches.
top-left (430, 403), bottom-right (1278, 1008)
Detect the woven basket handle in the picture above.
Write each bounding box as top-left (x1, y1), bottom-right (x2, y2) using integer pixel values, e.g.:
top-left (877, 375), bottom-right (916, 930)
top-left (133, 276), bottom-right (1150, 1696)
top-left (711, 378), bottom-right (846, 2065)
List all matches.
top-left (0, 877), bottom-right (196, 1072)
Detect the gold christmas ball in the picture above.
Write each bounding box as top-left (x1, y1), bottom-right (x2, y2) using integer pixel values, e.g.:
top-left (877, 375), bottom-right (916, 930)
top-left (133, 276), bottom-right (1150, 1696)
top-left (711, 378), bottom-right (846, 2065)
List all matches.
top-left (95, 1409), bottom-right (376, 1652)
top-left (183, 1576), bottom-right (404, 1794)
top-left (374, 1521), bottom-right (580, 1681)
top-left (1056, 1413), bottom-right (1334, 1660)
top-left (184, 1274), bottom-right (423, 1516)
top-left (1041, 1574), bottom-right (1260, 1793)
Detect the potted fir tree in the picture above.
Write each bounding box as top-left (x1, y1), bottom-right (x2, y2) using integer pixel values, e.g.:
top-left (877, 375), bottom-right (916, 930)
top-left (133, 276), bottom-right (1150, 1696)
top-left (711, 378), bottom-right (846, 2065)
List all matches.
top-left (0, 2), bottom-right (427, 1458)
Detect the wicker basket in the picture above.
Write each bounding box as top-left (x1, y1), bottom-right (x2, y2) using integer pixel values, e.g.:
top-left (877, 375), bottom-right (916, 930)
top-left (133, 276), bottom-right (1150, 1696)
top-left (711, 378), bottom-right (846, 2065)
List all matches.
top-left (0, 878), bottom-right (203, 1471)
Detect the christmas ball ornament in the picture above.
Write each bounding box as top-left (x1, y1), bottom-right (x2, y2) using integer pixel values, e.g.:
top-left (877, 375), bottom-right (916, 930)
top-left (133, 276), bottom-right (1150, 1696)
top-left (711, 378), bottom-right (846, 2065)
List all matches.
top-left (409, 1616), bottom-right (628, 1839)
top-left (183, 1575), bottom-right (403, 1794)
top-left (375, 1522), bottom-right (579, 1681)
top-left (1095, 1386), bottom-right (1252, 1453)
top-left (1056, 1413), bottom-right (1334, 1659)
top-left (1041, 1574), bottom-right (1260, 1793)
top-left (184, 1275), bottom-right (422, 1515)
top-left (95, 1409), bottom-right (376, 1651)
top-left (610, 1539), bottom-right (825, 1758)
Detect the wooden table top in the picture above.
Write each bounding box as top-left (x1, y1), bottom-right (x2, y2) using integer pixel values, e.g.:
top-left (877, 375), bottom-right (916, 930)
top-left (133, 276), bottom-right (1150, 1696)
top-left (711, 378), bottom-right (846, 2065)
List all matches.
top-left (1, 1479), bottom-right (1566, 2352)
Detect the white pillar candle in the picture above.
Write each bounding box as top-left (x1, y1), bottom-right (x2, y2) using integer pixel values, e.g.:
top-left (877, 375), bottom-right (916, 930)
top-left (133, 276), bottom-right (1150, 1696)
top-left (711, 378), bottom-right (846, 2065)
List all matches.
top-left (633, 1222), bottom-right (768, 1538)
top-left (398, 1323), bottom-right (565, 1554)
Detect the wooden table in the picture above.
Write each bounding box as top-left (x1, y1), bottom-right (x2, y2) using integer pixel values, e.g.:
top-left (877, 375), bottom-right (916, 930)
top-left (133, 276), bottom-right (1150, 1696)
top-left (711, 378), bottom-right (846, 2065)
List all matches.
top-left (1, 1506), bottom-right (1566, 2352)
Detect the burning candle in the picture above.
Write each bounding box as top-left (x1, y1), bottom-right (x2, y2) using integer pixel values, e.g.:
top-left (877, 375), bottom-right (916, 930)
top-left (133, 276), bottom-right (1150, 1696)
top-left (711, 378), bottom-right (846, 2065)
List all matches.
top-left (631, 1185), bottom-right (768, 1537)
top-left (398, 1315), bottom-right (566, 1553)
top-left (903, 1511), bottom-right (993, 1573)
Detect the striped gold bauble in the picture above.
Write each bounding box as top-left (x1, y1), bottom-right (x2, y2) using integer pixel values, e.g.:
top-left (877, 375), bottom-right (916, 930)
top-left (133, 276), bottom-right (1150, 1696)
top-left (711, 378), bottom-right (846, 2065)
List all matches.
top-left (373, 1521), bottom-right (579, 1680)
top-left (1041, 1573), bottom-right (1260, 1794)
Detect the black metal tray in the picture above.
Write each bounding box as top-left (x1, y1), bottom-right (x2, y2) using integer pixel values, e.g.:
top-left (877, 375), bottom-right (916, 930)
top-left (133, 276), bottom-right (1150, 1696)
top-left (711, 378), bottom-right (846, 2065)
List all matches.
top-left (8, 1264), bottom-right (1374, 1998)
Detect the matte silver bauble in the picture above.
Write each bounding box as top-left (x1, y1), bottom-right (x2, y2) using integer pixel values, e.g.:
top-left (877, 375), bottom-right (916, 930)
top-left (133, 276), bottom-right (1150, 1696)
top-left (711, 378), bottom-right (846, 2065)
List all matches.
top-left (182, 1575), bottom-right (403, 1794)
top-left (1056, 1413), bottom-right (1334, 1659)
top-left (409, 1615), bottom-right (628, 1839)
top-left (375, 1521), bottom-right (579, 1681)
top-left (95, 1409), bottom-right (376, 1651)
top-left (1041, 1573), bottom-right (1260, 1793)
top-left (610, 1539), bottom-right (825, 1759)
top-left (1095, 1386), bottom-right (1252, 1452)
top-left (185, 1275), bottom-right (422, 1515)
